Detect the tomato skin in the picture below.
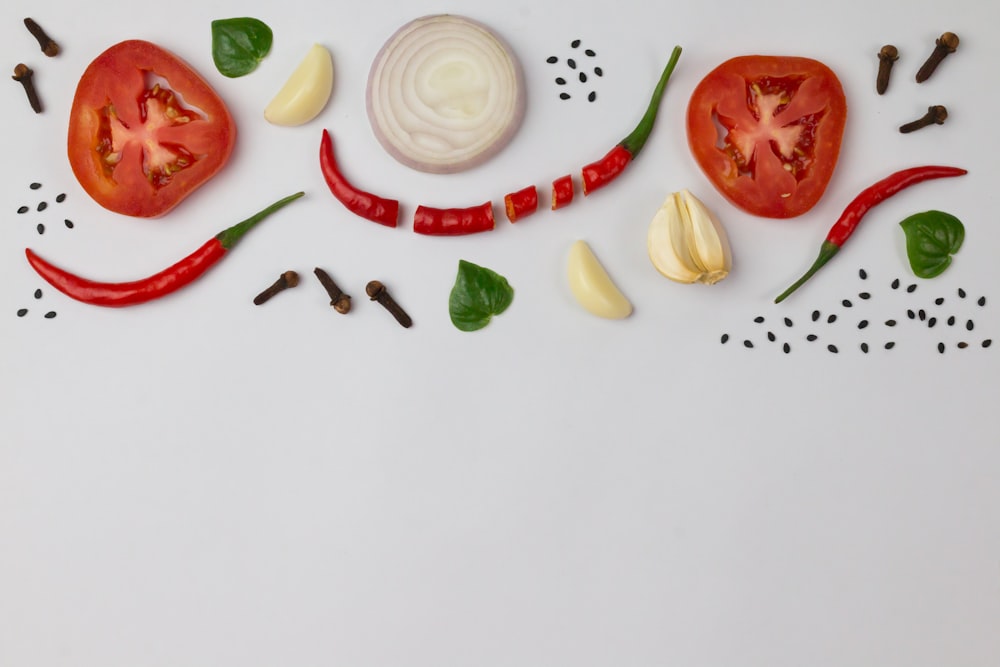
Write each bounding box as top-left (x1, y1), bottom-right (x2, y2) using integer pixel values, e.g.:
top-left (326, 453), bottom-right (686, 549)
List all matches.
top-left (686, 55), bottom-right (847, 219)
top-left (68, 40), bottom-right (236, 218)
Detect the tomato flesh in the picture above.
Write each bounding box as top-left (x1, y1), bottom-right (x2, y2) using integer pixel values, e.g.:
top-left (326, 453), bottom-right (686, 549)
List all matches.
top-left (687, 56), bottom-right (847, 219)
top-left (68, 40), bottom-right (236, 218)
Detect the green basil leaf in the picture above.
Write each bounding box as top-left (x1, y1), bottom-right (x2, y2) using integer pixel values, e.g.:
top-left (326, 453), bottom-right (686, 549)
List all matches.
top-left (448, 260), bottom-right (514, 331)
top-left (211, 17), bottom-right (273, 78)
top-left (899, 210), bottom-right (965, 279)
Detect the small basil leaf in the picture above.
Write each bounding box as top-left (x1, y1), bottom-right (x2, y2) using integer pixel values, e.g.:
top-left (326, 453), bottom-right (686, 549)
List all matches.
top-left (448, 260), bottom-right (514, 332)
top-left (211, 17), bottom-right (273, 78)
top-left (899, 210), bottom-right (965, 279)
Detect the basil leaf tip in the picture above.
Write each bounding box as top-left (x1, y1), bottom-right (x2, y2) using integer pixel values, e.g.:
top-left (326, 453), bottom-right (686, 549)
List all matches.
top-left (211, 17), bottom-right (274, 78)
top-left (899, 210), bottom-right (965, 279)
top-left (448, 260), bottom-right (514, 332)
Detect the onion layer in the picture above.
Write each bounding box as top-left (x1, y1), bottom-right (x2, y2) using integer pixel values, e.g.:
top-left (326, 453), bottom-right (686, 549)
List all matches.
top-left (366, 15), bottom-right (526, 174)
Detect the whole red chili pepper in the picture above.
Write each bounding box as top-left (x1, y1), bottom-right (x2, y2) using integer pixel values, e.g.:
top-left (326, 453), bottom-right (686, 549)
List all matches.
top-left (413, 201), bottom-right (495, 236)
top-left (551, 175), bottom-right (574, 210)
top-left (774, 165), bottom-right (967, 303)
top-left (581, 45), bottom-right (682, 196)
top-left (25, 192), bottom-right (304, 307)
top-left (320, 129), bottom-right (400, 228)
top-left (504, 185), bottom-right (538, 223)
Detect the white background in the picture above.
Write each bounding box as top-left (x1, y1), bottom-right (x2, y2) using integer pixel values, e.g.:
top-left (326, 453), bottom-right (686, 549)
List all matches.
top-left (2, 0), bottom-right (998, 665)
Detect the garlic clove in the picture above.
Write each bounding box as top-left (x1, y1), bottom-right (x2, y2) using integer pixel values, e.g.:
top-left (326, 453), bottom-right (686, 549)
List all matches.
top-left (647, 192), bottom-right (702, 283)
top-left (567, 240), bottom-right (633, 319)
top-left (647, 189), bottom-right (731, 284)
top-left (680, 189), bottom-right (732, 284)
top-left (264, 44), bottom-right (334, 127)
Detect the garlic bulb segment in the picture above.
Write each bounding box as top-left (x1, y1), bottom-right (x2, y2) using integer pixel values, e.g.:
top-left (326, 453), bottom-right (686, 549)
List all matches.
top-left (647, 189), bottom-right (732, 284)
top-left (264, 44), bottom-right (334, 126)
top-left (566, 240), bottom-right (633, 319)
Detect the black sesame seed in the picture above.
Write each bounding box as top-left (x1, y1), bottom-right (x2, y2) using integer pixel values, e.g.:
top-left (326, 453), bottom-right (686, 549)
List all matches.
top-left (743, 339), bottom-right (754, 348)
top-left (34, 289), bottom-right (42, 299)
top-left (37, 201), bottom-right (47, 212)
top-left (812, 310), bottom-right (821, 322)
top-left (587, 91), bottom-right (597, 102)
top-left (559, 92), bottom-right (571, 100)
top-left (938, 342), bottom-right (946, 354)
top-left (585, 49), bottom-right (596, 57)
top-left (885, 319), bottom-right (897, 327)
top-left (918, 309), bottom-right (926, 321)
top-left (17, 205), bottom-right (29, 214)
top-left (858, 292), bottom-right (871, 300)
top-left (29, 182), bottom-right (41, 190)
top-left (721, 333), bottom-right (730, 344)
top-left (958, 288), bottom-right (967, 298)
top-left (858, 320), bottom-right (869, 329)
top-left (978, 296), bottom-right (986, 307)
top-left (767, 331), bottom-right (776, 342)
top-left (546, 56), bottom-right (558, 64)
top-left (907, 309), bottom-right (916, 319)
top-left (935, 297), bottom-right (945, 305)
top-left (64, 219), bottom-right (74, 229)
top-left (928, 317), bottom-right (937, 328)
top-left (983, 339), bottom-right (993, 348)
top-left (44, 311), bottom-right (56, 319)
top-left (567, 58), bottom-right (577, 69)
top-left (957, 342), bottom-right (969, 349)
top-left (947, 316), bottom-right (956, 326)
top-left (885, 341), bottom-right (896, 350)
top-left (806, 334), bottom-right (818, 341)
top-left (842, 299), bottom-right (853, 308)
top-left (966, 319), bottom-right (975, 331)
top-left (783, 343), bottom-right (791, 353)
top-left (907, 283), bottom-right (917, 293)
top-left (827, 344), bottom-right (839, 354)
top-left (753, 315), bottom-right (765, 323)
top-left (861, 342), bottom-right (870, 353)
top-left (827, 314), bottom-right (837, 323)
top-left (784, 317), bottom-right (793, 327)
top-left (56, 193), bottom-right (66, 203)
top-left (891, 278), bottom-right (900, 289)
top-left (594, 66), bottom-right (603, 77)
top-left (16, 308), bottom-right (28, 317)
top-left (579, 72), bottom-right (588, 83)
top-left (36, 223), bottom-right (44, 235)
top-left (571, 39), bottom-right (581, 48)
top-left (555, 77), bottom-right (566, 85)
top-left (859, 268), bottom-right (868, 279)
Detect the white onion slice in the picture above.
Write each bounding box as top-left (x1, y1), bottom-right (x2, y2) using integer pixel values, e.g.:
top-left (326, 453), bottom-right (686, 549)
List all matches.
top-left (366, 15), bottom-right (526, 173)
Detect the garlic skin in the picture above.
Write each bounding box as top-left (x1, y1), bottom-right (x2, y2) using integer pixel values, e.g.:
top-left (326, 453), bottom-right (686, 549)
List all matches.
top-left (264, 44), bottom-right (334, 127)
top-left (647, 189), bottom-right (732, 284)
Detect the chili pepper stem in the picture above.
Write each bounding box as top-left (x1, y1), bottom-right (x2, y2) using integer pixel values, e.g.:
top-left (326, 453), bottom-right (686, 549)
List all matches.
top-left (216, 191), bottom-right (304, 249)
top-left (774, 241), bottom-right (840, 304)
top-left (620, 45), bottom-right (682, 157)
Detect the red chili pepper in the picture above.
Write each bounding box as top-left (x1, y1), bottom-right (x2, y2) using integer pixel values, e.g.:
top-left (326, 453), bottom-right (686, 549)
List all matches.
top-left (551, 174), bottom-right (574, 210)
top-left (774, 165), bottom-right (968, 303)
top-left (581, 45), bottom-right (682, 196)
top-left (413, 201), bottom-right (495, 236)
top-left (504, 185), bottom-right (538, 223)
top-left (320, 129), bottom-right (400, 228)
top-left (25, 192), bottom-right (304, 307)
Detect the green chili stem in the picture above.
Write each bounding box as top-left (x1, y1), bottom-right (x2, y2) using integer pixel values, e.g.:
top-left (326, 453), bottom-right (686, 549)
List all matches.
top-left (774, 241), bottom-right (840, 304)
top-left (620, 45), bottom-right (682, 157)
top-left (215, 191), bottom-right (305, 250)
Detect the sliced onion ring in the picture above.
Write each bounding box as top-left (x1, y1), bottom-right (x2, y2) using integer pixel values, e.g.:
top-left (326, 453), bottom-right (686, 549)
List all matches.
top-left (366, 14), bottom-right (526, 174)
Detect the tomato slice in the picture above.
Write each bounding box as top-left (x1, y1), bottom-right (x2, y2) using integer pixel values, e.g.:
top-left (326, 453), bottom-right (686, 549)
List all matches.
top-left (686, 55), bottom-right (847, 219)
top-left (68, 40), bottom-right (236, 218)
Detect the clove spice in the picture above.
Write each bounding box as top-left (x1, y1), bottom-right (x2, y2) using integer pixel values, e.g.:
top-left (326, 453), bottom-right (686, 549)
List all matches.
top-left (12, 64), bottom-right (42, 113)
top-left (23, 18), bottom-right (59, 57)
top-left (366, 280), bottom-right (412, 328)
top-left (899, 105), bottom-right (948, 133)
top-left (876, 45), bottom-right (898, 94)
top-left (253, 270), bottom-right (299, 305)
top-left (915, 32), bottom-right (959, 83)
top-left (313, 267), bottom-right (351, 314)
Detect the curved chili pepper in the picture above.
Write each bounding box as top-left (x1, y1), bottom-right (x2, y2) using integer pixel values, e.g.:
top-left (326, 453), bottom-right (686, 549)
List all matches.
top-left (413, 201), bottom-right (494, 236)
top-left (581, 45), bottom-right (682, 196)
top-left (25, 192), bottom-right (304, 307)
top-left (504, 185), bottom-right (538, 223)
top-left (551, 175), bottom-right (574, 210)
top-left (320, 129), bottom-right (400, 227)
top-left (774, 165), bottom-right (968, 303)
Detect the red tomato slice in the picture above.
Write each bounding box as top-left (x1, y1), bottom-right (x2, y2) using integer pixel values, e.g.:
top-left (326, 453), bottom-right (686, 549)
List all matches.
top-left (68, 40), bottom-right (236, 218)
top-left (686, 55), bottom-right (847, 219)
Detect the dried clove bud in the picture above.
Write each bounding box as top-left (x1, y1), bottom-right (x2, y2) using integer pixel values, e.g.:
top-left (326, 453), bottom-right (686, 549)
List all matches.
top-left (12, 64), bottom-right (42, 113)
top-left (253, 270), bottom-right (299, 305)
top-left (876, 45), bottom-right (898, 94)
top-left (915, 32), bottom-right (959, 83)
top-left (23, 18), bottom-right (59, 57)
top-left (899, 105), bottom-right (948, 133)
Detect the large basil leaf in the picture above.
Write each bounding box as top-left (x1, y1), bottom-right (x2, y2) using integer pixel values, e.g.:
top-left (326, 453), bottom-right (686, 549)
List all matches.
top-left (899, 210), bottom-right (965, 279)
top-left (448, 260), bottom-right (514, 331)
top-left (211, 18), bottom-right (273, 78)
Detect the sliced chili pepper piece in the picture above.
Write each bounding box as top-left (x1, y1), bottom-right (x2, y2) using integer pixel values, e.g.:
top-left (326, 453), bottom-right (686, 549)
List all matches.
top-left (774, 166), bottom-right (967, 303)
top-left (504, 185), bottom-right (538, 223)
top-left (25, 192), bottom-right (304, 307)
top-left (551, 174), bottom-right (574, 210)
top-left (413, 201), bottom-right (495, 236)
top-left (320, 129), bottom-right (400, 227)
top-left (581, 45), bottom-right (682, 196)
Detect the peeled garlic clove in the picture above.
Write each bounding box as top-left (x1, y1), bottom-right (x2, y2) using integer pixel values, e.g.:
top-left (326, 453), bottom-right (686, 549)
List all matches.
top-left (648, 189), bottom-right (732, 284)
top-left (264, 44), bottom-right (334, 126)
top-left (567, 240), bottom-right (633, 319)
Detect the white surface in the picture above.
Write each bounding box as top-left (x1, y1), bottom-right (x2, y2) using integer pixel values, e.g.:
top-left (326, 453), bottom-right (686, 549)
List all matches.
top-left (2, 0), bottom-right (998, 665)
